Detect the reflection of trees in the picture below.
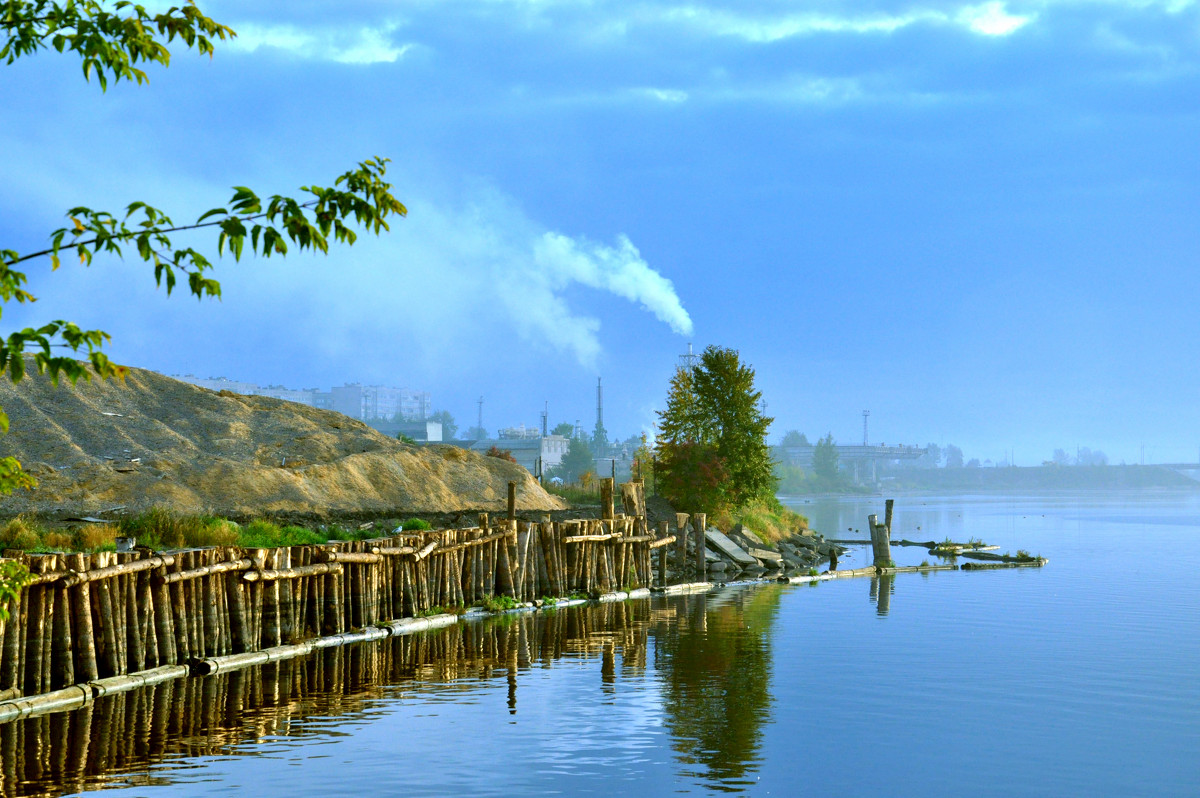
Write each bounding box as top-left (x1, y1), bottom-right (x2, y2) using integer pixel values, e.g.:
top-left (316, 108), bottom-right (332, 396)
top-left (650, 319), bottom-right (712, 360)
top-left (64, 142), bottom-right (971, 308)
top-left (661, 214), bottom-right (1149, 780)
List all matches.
top-left (655, 588), bottom-right (782, 790)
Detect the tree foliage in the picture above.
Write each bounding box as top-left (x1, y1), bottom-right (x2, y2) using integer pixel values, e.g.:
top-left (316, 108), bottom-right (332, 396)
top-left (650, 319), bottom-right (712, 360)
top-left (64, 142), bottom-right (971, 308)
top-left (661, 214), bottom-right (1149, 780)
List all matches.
top-left (655, 345), bottom-right (775, 513)
top-left (557, 435), bottom-right (595, 485)
top-left (812, 433), bottom-right (839, 481)
top-left (780, 430), bottom-right (809, 447)
top-left (429, 410), bottom-right (457, 440)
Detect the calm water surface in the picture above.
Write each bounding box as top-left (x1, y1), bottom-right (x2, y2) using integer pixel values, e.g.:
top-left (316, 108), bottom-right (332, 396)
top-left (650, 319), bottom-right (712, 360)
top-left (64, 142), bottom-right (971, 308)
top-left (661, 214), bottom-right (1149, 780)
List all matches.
top-left (5, 492), bottom-right (1199, 797)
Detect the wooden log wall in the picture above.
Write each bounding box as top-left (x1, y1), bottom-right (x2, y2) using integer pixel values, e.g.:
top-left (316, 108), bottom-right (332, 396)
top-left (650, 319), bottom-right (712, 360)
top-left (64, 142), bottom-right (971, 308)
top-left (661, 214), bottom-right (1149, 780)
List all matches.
top-left (0, 509), bottom-right (665, 703)
top-left (0, 601), bottom-right (652, 797)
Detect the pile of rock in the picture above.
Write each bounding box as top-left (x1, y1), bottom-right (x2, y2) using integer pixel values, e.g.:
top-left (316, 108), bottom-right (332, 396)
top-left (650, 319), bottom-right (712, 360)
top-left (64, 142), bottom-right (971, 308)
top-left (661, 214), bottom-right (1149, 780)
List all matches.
top-left (664, 521), bottom-right (847, 582)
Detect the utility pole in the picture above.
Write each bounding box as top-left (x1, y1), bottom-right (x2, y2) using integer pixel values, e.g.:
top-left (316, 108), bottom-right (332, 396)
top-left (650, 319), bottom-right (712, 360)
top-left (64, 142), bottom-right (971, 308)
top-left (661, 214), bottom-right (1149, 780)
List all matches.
top-left (476, 395), bottom-right (484, 438)
top-left (540, 401), bottom-right (548, 438)
top-left (862, 410), bottom-right (870, 446)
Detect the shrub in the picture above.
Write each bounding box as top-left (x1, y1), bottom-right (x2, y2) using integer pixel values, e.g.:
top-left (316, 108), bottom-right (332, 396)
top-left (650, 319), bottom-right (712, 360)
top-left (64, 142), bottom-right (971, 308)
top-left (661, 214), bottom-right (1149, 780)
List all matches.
top-left (0, 517), bottom-right (42, 550)
top-left (42, 531), bottom-right (74, 551)
top-left (486, 446), bottom-right (517, 464)
top-left (237, 521), bottom-right (325, 548)
top-left (401, 518), bottom-right (431, 531)
top-left (72, 524), bottom-right (118, 552)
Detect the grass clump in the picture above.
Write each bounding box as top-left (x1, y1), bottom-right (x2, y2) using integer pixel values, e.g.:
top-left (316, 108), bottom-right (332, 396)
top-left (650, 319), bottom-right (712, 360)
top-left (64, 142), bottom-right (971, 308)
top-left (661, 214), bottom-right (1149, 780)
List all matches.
top-left (808, 567), bottom-right (819, 577)
top-left (0, 517), bottom-right (44, 550)
top-left (480, 594), bottom-right (519, 612)
top-left (400, 518), bottom-right (431, 531)
top-left (238, 521), bottom-right (325, 548)
top-left (544, 483), bottom-right (601, 505)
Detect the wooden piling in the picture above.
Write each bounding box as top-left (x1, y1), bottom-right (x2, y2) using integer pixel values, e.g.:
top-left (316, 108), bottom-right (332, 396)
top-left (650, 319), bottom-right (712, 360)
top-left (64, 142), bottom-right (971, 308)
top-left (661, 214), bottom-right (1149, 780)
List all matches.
top-left (674, 512), bottom-right (689, 576)
top-left (601, 478), bottom-right (615, 521)
top-left (692, 513), bottom-right (707, 579)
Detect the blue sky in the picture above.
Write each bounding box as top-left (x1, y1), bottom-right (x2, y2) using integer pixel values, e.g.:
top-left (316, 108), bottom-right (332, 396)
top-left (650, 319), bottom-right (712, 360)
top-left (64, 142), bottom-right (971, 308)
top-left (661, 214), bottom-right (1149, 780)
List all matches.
top-left (4, 0), bottom-right (1200, 464)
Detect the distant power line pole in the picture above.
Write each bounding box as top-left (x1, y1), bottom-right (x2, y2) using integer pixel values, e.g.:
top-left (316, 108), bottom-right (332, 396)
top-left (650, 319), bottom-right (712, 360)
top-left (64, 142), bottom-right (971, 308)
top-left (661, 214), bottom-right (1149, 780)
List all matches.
top-left (862, 410), bottom-right (870, 446)
top-left (477, 396), bottom-right (484, 436)
top-left (541, 401), bottom-right (548, 438)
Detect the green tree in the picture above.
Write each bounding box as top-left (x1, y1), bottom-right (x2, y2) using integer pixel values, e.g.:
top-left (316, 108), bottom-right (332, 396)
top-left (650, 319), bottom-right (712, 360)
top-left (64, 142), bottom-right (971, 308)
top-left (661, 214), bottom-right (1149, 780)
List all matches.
top-left (944, 444), bottom-right (965, 468)
top-left (812, 433), bottom-right (839, 481)
top-left (551, 421), bottom-right (575, 437)
top-left (429, 410), bottom-right (457, 439)
top-left (557, 434), bottom-right (595, 484)
top-left (780, 430), bottom-right (809, 447)
top-left (655, 345), bottom-right (774, 513)
top-left (0, 1), bottom-right (405, 498)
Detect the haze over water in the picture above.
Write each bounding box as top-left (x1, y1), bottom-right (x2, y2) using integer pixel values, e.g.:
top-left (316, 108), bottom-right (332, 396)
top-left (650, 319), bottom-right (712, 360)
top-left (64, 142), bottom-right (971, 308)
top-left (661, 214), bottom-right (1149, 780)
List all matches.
top-left (3, 491), bottom-right (1197, 797)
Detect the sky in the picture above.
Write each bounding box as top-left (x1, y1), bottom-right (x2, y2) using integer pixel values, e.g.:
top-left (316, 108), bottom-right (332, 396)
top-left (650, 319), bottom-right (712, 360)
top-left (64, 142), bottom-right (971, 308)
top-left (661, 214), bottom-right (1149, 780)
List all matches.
top-left (3, 0), bottom-right (1200, 465)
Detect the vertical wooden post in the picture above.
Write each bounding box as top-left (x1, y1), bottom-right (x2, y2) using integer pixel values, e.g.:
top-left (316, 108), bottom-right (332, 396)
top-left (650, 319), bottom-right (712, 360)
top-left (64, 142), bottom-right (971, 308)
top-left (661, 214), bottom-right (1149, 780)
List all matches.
top-left (52, 567), bottom-right (74, 689)
top-left (885, 499), bottom-right (895, 538)
top-left (507, 482), bottom-right (517, 522)
top-left (674, 513), bottom-right (689, 577)
top-left (600, 478), bottom-right (615, 521)
top-left (657, 520), bottom-right (669, 587)
top-left (868, 512), bottom-right (892, 568)
top-left (691, 513), bottom-right (707, 580)
top-left (24, 556), bottom-right (47, 695)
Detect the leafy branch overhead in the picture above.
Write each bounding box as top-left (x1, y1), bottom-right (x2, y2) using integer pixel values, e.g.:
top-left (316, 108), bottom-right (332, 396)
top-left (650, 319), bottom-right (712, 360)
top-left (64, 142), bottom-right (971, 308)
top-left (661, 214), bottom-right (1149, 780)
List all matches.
top-left (1, 0), bottom-right (235, 90)
top-left (0, 1), bottom-right (407, 501)
top-left (0, 157), bottom-right (406, 410)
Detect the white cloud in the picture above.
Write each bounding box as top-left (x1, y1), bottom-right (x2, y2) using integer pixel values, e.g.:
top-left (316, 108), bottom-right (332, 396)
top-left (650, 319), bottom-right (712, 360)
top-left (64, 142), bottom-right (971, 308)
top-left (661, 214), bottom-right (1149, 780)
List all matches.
top-left (957, 2), bottom-right (1036, 36)
top-left (228, 23), bottom-right (412, 64)
top-left (633, 87), bottom-right (689, 103)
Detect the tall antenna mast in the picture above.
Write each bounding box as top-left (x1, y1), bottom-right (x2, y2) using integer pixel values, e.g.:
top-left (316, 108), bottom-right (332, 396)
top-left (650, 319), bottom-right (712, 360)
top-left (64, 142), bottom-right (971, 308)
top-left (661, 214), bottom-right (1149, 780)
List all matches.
top-left (678, 342), bottom-right (699, 372)
top-left (541, 401), bottom-right (548, 438)
top-left (862, 410), bottom-right (870, 446)
top-left (477, 395), bottom-right (484, 438)
top-left (596, 377), bottom-right (604, 436)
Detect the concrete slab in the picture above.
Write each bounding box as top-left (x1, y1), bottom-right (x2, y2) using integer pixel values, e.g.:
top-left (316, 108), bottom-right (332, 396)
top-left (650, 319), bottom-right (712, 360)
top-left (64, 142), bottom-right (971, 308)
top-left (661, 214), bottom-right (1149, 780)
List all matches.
top-left (705, 529), bottom-right (758, 566)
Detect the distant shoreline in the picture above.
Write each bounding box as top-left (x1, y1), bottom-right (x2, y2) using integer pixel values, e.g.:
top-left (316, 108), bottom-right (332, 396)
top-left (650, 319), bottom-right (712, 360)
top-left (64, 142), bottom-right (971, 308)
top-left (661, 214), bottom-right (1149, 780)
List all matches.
top-left (778, 464), bottom-right (1199, 496)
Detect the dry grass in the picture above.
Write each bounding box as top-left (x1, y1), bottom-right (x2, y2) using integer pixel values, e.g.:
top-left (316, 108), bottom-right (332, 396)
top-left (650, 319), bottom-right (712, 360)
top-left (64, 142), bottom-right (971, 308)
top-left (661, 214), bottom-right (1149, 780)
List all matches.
top-left (0, 517), bottom-right (41, 550)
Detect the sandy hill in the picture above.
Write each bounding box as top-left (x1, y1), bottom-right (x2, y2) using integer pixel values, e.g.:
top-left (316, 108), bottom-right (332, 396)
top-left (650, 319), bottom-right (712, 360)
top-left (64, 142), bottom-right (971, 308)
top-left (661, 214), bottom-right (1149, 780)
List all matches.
top-left (0, 363), bottom-right (564, 520)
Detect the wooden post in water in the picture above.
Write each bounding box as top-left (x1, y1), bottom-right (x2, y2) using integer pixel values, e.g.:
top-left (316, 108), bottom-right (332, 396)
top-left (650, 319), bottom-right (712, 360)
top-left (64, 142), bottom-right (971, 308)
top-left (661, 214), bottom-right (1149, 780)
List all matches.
top-left (885, 499), bottom-right (894, 539)
top-left (868, 511), bottom-right (892, 568)
top-left (674, 513), bottom-right (689, 578)
top-left (657, 521), bottom-right (669, 587)
top-left (691, 513), bottom-right (707, 579)
top-left (600, 478), bottom-right (615, 521)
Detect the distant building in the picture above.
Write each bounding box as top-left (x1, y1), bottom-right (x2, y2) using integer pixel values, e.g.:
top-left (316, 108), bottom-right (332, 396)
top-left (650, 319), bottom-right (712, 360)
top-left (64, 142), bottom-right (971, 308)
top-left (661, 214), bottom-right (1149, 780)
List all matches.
top-left (173, 375), bottom-right (318, 406)
top-left (498, 424), bottom-right (541, 440)
top-left (457, 434), bottom-right (570, 475)
top-left (365, 419), bottom-right (443, 442)
top-left (170, 374), bottom-right (430, 422)
top-left (317, 384), bottom-right (430, 421)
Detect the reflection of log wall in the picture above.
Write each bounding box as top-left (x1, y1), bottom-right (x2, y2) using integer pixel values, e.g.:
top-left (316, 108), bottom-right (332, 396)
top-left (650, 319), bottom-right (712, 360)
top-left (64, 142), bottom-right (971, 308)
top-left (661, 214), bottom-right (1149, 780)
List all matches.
top-left (0, 516), bottom-right (658, 701)
top-left (0, 602), bottom-right (651, 798)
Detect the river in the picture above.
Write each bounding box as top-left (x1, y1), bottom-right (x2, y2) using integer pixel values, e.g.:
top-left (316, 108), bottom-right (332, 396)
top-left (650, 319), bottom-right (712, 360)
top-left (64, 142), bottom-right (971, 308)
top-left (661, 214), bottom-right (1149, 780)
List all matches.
top-left (3, 491), bottom-right (1198, 796)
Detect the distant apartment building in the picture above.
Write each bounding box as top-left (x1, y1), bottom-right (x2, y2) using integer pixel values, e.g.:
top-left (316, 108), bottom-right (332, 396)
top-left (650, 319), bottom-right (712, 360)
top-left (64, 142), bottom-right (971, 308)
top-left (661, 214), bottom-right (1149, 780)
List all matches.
top-left (171, 375), bottom-right (430, 422)
top-left (316, 384), bottom-right (430, 421)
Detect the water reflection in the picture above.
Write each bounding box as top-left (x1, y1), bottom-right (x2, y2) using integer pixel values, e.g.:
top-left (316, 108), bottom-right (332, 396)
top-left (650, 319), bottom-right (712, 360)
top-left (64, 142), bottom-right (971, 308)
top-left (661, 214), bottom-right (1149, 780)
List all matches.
top-left (0, 592), bottom-right (791, 797)
top-left (655, 587), bottom-right (781, 791)
top-left (870, 574), bottom-right (896, 616)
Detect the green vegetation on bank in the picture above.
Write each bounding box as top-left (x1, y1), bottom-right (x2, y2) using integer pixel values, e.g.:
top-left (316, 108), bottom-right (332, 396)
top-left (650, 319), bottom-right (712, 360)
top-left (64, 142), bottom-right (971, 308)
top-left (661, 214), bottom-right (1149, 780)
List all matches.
top-left (0, 512), bottom-right (435, 554)
top-left (711, 499), bottom-right (808, 545)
